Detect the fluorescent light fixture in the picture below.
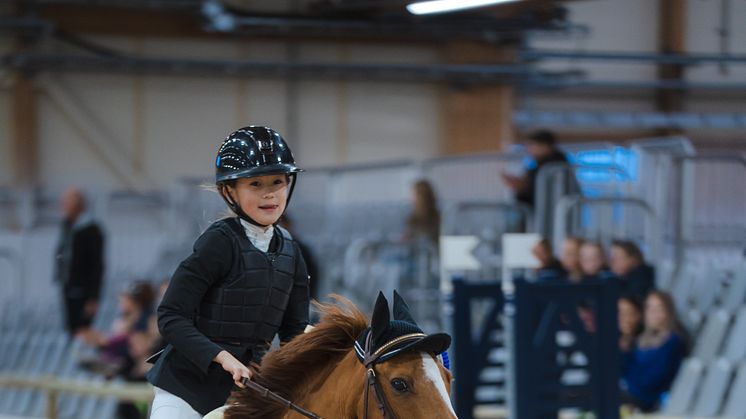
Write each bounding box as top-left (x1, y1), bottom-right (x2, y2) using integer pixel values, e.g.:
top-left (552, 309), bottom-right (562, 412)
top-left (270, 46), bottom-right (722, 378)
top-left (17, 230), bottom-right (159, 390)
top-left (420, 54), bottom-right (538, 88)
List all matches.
top-left (407, 0), bottom-right (521, 15)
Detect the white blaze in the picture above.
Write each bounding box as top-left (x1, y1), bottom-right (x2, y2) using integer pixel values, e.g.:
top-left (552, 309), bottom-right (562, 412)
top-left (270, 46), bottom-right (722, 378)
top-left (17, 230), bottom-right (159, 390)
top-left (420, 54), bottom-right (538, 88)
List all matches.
top-left (420, 353), bottom-right (457, 417)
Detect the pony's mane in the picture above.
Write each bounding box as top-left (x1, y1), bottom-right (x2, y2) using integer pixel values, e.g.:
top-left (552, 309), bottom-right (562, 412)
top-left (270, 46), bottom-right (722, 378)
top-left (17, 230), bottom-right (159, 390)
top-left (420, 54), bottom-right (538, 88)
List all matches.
top-left (224, 295), bottom-right (368, 419)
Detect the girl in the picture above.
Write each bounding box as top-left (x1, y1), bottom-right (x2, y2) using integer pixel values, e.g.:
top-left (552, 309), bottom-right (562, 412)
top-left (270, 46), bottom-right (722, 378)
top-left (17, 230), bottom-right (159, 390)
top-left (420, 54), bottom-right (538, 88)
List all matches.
top-left (621, 291), bottom-right (686, 412)
top-left (579, 241), bottom-right (614, 281)
top-left (146, 126), bottom-right (310, 419)
top-left (404, 179), bottom-right (440, 244)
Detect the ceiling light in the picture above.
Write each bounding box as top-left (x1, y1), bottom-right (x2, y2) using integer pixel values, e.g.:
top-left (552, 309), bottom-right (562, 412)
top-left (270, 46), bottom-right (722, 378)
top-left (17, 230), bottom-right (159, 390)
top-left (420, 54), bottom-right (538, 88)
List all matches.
top-left (407, 0), bottom-right (521, 15)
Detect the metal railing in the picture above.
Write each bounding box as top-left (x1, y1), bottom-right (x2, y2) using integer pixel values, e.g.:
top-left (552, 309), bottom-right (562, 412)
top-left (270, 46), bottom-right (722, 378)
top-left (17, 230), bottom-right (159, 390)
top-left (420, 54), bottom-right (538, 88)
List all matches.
top-left (552, 195), bottom-right (659, 262)
top-left (0, 375), bottom-right (152, 419)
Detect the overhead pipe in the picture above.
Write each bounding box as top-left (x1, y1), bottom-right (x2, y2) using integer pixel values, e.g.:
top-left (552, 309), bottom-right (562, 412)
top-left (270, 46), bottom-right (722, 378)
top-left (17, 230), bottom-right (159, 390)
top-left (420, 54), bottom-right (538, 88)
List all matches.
top-left (520, 49), bottom-right (746, 65)
top-left (514, 109), bottom-right (746, 130)
top-left (1, 52), bottom-right (583, 83)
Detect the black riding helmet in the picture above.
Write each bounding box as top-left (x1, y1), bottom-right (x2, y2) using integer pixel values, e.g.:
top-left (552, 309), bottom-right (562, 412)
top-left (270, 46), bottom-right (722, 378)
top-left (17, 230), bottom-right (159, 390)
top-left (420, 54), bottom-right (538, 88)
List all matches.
top-left (215, 126), bottom-right (303, 226)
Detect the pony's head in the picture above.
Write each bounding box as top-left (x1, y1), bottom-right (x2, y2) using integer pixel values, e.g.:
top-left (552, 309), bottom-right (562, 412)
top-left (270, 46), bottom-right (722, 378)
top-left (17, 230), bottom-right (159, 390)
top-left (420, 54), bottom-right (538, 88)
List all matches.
top-left (223, 292), bottom-right (455, 419)
top-left (354, 290), bottom-right (455, 418)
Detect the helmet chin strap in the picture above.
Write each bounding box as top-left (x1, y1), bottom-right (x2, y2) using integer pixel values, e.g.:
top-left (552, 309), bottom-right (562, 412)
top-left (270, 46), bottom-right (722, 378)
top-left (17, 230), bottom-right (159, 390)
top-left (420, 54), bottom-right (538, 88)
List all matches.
top-left (219, 173), bottom-right (298, 228)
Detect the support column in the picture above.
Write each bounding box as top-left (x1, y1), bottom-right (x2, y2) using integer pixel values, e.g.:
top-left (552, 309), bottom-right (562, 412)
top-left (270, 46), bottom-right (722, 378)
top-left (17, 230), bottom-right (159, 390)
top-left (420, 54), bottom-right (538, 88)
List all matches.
top-left (10, 1), bottom-right (39, 188)
top-left (656, 0), bottom-right (686, 114)
top-left (11, 74), bottom-right (39, 188)
top-left (441, 41), bottom-right (515, 155)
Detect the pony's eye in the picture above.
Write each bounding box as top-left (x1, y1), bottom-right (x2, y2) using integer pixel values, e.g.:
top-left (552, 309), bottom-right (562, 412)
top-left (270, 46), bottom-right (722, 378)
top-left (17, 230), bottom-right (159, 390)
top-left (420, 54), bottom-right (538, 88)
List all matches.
top-left (390, 378), bottom-right (409, 393)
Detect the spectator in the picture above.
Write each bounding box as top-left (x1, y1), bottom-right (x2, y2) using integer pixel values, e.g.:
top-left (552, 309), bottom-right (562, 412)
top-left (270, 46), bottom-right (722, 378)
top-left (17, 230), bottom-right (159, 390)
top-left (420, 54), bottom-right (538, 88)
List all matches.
top-left (610, 240), bottom-right (656, 303)
top-left (579, 241), bottom-right (614, 281)
top-left (54, 187), bottom-right (105, 337)
top-left (404, 179), bottom-right (440, 245)
top-left (278, 215), bottom-right (320, 301)
top-left (622, 291), bottom-right (686, 412)
top-left (618, 296), bottom-right (643, 372)
top-left (501, 130), bottom-right (574, 210)
top-left (532, 238), bottom-right (567, 281)
top-left (79, 281), bottom-right (156, 378)
top-left (560, 236), bottom-right (585, 283)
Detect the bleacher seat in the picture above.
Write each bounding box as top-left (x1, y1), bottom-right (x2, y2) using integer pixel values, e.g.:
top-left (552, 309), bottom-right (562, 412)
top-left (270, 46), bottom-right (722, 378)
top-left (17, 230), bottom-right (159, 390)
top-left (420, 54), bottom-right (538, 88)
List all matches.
top-left (722, 265), bottom-right (746, 313)
top-left (722, 307), bottom-right (746, 364)
top-left (690, 358), bottom-right (733, 417)
top-left (663, 357), bottom-right (704, 415)
top-left (691, 309), bottom-right (731, 363)
top-left (721, 360), bottom-right (746, 418)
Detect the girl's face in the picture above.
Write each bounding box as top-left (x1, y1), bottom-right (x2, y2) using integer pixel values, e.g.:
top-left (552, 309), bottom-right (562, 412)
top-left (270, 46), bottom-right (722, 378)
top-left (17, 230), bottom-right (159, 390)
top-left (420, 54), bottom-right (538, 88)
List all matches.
top-left (118, 294), bottom-right (136, 315)
top-left (610, 246), bottom-right (636, 276)
top-left (531, 242), bottom-right (552, 266)
top-left (560, 240), bottom-right (581, 272)
top-left (644, 294), bottom-right (669, 331)
top-left (228, 174), bottom-right (289, 227)
top-left (618, 299), bottom-right (641, 336)
top-left (579, 244), bottom-right (604, 276)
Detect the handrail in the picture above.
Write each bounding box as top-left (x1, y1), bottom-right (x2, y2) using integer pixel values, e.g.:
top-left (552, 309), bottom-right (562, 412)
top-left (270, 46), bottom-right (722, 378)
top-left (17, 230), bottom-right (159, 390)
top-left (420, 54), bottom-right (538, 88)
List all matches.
top-left (0, 374), bottom-right (153, 419)
top-left (573, 163), bottom-right (632, 180)
top-left (552, 195), bottom-right (659, 261)
top-left (677, 154), bottom-right (746, 166)
top-left (454, 200), bottom-right (534, 232)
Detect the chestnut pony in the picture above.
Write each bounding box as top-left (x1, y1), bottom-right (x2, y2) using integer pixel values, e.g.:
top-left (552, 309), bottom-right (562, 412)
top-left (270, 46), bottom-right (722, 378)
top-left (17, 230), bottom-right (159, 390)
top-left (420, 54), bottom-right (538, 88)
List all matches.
top-left (206, 292), bottom-right (456, 419)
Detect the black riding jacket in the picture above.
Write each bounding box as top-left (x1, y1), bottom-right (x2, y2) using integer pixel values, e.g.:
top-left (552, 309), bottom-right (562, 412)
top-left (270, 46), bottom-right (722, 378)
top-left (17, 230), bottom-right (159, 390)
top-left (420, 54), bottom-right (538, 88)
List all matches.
top-left (146, 217), bottom-right (310, 415)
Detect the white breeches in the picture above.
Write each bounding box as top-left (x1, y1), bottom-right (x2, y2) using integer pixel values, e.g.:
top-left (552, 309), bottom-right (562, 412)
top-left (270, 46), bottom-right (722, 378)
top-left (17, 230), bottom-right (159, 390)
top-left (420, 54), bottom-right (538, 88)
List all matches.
top-left (150, 386), bottom-right (203, 419)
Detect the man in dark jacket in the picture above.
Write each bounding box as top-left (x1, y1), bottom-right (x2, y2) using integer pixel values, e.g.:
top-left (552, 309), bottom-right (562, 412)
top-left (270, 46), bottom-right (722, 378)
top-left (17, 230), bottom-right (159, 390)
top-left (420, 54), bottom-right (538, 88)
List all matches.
top-left (502, 130), bottom-right (573, 209)
top-left (54, 187), bottom-right (105, 336)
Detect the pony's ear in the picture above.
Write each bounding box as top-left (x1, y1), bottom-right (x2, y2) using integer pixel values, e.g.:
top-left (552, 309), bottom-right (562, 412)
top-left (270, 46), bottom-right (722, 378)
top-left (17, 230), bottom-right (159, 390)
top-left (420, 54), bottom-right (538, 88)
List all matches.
top-left (370, 291), bottom-right (390, 345)
top-left (393, 290), bottom-right (416, 324)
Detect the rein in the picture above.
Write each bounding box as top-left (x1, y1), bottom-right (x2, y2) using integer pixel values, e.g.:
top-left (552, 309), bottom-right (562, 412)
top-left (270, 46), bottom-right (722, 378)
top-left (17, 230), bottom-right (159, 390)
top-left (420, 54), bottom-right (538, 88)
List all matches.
top-left (240, 377), bottom-right (324, 419)
top-left (241, 332), bottom-right (427, 419)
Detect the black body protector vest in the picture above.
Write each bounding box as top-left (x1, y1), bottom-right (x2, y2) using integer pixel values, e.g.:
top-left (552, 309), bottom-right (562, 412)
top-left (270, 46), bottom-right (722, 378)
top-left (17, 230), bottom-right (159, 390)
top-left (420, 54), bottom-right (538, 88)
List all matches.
top-left (196, 218), bottom-right (298, 345)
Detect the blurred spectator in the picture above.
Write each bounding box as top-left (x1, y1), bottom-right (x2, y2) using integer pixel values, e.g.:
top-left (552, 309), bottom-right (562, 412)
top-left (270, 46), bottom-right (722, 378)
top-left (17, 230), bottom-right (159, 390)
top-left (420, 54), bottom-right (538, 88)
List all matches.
top-left (621, 291), bottom-right (686, 412)
top-left (579, 241), bottom-right (614, 281)
top-left (618, 296), bottom-right (643, 371)
top-left (79, 281), bottom-right (156, 419)
top-left (404, 179), bottom-right (440, 245)
top-left (560, 236), bottom-right (585, 283)
top-left (79, 281), bottom-right (156, 378)
top-left (278, 215), bottom-right (320, 301)
top-left (54, 187), bottom-right (105, 337)
top-left (610, 240), bottom-right (656, 303)
top-left (501, 130), bottom-right (573, 210)
top-left (532, 238), bottom-right (567, 281)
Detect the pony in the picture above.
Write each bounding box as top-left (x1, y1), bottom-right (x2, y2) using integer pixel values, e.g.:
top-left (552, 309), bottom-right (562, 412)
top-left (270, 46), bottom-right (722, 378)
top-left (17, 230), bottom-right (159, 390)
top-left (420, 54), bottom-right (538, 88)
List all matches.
top-left (206, 291), bottom-right (456, 419)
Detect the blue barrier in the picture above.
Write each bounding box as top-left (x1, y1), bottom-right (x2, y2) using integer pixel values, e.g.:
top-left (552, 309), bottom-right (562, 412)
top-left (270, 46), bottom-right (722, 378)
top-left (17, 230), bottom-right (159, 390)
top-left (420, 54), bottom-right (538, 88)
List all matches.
top-left (452, 279), bottom-right (504, 419)
top-left (514, 278), bottom-right (620, 419)
top-left (452, 277), bottom-right (620, 419)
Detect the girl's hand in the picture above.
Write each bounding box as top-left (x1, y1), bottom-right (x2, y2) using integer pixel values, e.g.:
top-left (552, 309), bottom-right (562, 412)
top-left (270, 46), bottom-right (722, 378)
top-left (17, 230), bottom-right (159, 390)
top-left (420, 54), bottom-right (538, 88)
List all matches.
top-left (214, 350), bottom-right (252, 388)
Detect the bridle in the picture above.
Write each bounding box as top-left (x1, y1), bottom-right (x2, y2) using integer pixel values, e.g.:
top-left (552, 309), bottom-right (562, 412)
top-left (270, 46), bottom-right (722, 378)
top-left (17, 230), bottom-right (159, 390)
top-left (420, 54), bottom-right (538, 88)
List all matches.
top-left (243, 332), bottom-right (429, 419)
top-left (356, 332), bottom-right (428, 419)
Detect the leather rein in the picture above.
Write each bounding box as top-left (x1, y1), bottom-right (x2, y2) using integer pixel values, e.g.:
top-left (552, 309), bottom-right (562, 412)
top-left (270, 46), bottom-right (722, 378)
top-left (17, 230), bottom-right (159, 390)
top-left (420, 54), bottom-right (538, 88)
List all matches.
top-left (241, 332), bottom-right (428, 419)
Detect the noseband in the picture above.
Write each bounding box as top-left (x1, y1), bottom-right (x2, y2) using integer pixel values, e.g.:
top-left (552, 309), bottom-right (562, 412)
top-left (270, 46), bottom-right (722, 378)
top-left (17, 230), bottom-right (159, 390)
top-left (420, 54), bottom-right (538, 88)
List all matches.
top-left (356, 332), bottom-right (428, 419)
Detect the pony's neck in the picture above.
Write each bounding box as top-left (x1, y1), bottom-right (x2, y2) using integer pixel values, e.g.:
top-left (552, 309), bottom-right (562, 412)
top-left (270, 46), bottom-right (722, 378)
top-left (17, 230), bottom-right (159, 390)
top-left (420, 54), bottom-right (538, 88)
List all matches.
top-left (292, 350), bottom-right (364, 419)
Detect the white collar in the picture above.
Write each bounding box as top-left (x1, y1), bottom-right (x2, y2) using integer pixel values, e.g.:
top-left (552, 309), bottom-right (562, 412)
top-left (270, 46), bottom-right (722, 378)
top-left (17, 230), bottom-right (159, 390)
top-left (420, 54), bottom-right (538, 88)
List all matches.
top-left (239, 219), bottom-right (274, 252)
